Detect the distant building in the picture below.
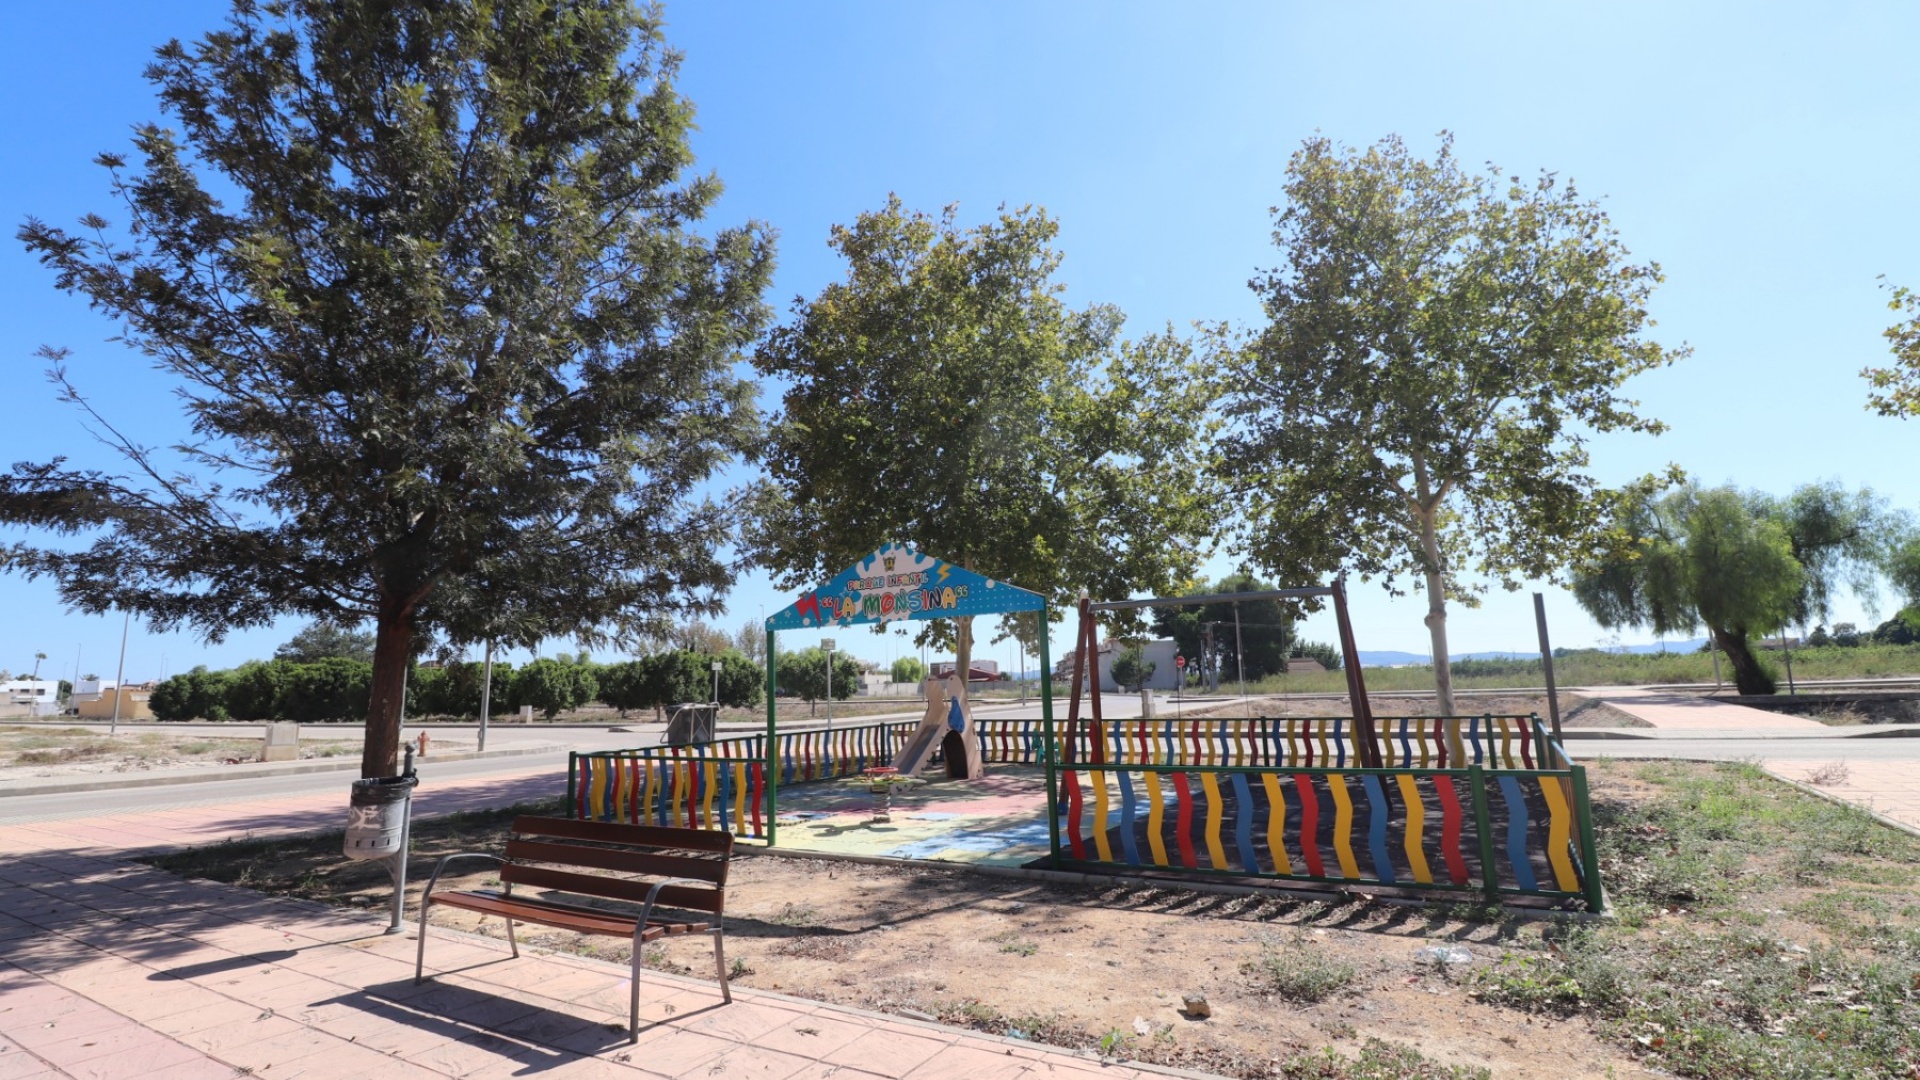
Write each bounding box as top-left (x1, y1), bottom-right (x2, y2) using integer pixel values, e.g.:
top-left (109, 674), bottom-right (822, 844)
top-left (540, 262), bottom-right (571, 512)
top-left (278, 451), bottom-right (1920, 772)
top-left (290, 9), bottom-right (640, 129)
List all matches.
top-left (931, 660), bottom-right (1000, 683)
top-left (1286, 657), bottom-right (1326, 674)
top-left (1051, 641), bottom-right (1186, 692)
top-left (0, 679), bottom-right (61, 718)
top-left (76, 684), bottom-right (155, 722)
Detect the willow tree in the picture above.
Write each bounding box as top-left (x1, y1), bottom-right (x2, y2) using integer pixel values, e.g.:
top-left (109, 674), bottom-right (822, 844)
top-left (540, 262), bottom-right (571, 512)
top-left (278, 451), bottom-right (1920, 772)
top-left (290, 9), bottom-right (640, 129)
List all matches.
top-left (1573, 482), bottom-right (1893, 694)
top-left (1220, 133), bottom-right (1684, 715)
top-left (3, 0), bottom-right (773, 777)
top-left (1573, 485), bottom-right (1801, 694)
top-left (751, 198), bottom-right (1219, 676)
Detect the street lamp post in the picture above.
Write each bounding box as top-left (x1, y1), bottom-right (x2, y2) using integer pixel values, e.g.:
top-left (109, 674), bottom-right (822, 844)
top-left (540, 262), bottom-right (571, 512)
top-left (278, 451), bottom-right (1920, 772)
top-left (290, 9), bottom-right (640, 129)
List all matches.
top-left (821, 638), bottom-right (836, 730)
top-left (711, 659), bottom-right (723, 706)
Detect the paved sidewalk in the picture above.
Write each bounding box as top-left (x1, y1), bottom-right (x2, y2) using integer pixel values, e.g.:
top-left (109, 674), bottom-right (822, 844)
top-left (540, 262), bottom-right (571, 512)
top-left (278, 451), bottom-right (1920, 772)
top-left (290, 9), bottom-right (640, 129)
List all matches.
top-left (0, 770), bottom-right (1166, 1080)
top-left (1759, 758), bottom-right (1920, 834)
top-left (1578, 686), bottom-right (1826, 732)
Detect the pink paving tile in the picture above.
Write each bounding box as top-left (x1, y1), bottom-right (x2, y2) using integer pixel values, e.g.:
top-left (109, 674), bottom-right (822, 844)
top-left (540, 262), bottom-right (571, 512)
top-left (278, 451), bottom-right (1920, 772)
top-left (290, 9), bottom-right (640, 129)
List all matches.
top-left (401, 1028), bottom-right (542, 1076)
top-left (0, 1051), bottom-right (57, 1080)
top-left (902, 1042), bottom-right (1047, 1080)
top-left (146, 999), bottom-right (273, 1038)
top-left (778, 1067), bottom-right (894, 1080)
top-left (671, 1000), bottom-right (811, 1046)
top-left (613, 1027), bottom-right (735, 1077)
top-left (685, 1044), bottom-right (815, 1080)
top-left (60, 1036), bottom-right (208, 1080)
top-left (819, 1030), bottom-right (954, 1077)
top-left (175, 1013), bottom-right (308, 1058)
top-left (32, 1022), bottom-right (170, 1066)
top-left (747, 1012), bottom-right (875, 1059)
top-left (144, 1059), bottom-right (253, 1080)
top-left (1, 1004), bottom-right (130, 1050)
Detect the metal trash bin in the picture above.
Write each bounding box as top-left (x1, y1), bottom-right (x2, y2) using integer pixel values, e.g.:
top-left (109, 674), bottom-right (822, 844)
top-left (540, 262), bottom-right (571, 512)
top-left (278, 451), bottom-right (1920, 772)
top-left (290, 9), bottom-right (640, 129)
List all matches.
top-left (345, 774), bottom-right (418, 860)
top-left (342, 748), bottom-right (419, 935)
top-left (665, 702), bottom-right (717, 747)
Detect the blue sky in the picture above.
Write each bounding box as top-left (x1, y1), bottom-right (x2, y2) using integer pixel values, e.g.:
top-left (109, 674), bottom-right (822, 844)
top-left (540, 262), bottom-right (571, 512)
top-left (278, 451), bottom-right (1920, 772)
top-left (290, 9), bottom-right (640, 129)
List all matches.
top-left (3, 2), bottom-right (1917, 682)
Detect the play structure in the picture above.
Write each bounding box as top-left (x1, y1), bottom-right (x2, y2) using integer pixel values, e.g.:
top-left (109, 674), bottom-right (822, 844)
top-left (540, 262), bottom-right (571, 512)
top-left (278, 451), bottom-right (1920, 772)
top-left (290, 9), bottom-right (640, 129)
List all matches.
top-left (565, 561), bottom-right (1606, 911)
top-left (893, 672), bottom-right (981, 779)
top-left (759, 544), bottom-right (1046, 809)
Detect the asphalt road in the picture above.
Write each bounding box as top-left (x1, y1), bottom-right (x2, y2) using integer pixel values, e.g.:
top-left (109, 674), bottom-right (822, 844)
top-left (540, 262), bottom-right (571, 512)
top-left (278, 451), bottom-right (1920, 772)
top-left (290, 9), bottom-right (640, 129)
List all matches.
top-left (6, 693), bottom-right (1914, 826)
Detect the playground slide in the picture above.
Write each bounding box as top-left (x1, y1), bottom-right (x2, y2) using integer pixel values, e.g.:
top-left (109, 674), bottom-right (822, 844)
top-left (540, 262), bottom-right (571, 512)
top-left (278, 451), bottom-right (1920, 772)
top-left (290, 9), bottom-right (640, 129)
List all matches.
top-left (892, 721), bottom-right (944, 776)
top-left (892, 674), bottom-right (967, 776)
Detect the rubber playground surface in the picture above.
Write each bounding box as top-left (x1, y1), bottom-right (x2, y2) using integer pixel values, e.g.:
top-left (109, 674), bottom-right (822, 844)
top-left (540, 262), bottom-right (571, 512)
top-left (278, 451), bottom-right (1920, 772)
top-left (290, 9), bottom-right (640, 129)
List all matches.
top-left (768, 767), bottom-right (1057, 865)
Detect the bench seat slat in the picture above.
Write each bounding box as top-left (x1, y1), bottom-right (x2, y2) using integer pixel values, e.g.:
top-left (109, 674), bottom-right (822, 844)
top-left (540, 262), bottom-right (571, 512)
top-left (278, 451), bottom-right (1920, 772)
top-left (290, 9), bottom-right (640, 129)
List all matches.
top-left (511, 816), bottom-right (735, 854)
top-left (504, 838), bottom-right (728, 884)
top-left (500, 863), bottom-right (724, 914)
top-left (430, 890), bottom-right (709, 941)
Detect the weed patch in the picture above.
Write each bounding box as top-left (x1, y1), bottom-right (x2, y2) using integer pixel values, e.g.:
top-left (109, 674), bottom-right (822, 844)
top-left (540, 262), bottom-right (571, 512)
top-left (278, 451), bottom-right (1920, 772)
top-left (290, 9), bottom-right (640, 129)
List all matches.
top-left (1242, 931), bottom-right (1357, 1003)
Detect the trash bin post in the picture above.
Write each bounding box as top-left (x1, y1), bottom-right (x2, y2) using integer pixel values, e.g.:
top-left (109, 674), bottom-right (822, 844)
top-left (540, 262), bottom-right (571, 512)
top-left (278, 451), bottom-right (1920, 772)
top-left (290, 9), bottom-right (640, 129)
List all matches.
top-left (343, 746), bottom-right (419, 935)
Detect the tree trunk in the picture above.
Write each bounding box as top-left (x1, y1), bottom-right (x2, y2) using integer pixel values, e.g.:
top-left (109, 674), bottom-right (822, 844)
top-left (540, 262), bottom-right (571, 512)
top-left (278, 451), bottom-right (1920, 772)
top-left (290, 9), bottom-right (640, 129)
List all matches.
top-left (1711, 627), bottom-right (1776, 695)
top-left (1417, 512), bottom-right (1458, 716)
top-left (953, 614), bottom-right (975, 688)
top-left (360, 602), bottom-right (416, 778)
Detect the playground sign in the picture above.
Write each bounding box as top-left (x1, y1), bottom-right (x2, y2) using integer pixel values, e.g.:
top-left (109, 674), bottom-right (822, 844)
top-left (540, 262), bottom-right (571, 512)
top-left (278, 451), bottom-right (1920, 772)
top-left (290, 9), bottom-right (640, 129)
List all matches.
top-left (765, 543), bottom-right (1045, 630)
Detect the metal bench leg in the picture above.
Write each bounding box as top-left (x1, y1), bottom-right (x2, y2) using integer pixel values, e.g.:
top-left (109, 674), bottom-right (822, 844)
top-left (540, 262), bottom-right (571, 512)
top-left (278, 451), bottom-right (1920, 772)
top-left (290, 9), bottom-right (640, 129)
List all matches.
top-left (711, 929), bottom-right (732, 1004)
top-left (414, 903), bottom-right (431, 985)
top-left (628, 945), bottom-right (643, 1043)
top-left (504, 917), bottom-right (519, 958)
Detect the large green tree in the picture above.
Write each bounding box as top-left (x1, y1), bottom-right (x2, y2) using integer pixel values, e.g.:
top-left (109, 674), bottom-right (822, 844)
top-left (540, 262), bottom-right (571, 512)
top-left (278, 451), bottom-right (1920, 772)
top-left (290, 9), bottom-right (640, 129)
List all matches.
top-left (1571, 482), bottom-right (1895, 695)
top-left (751, 198), bottom-right (1220, 678)
top-left (1220, 134), bottom-right (1684, 715)
top-left (778, 647), bottom-right (860, 716)
top-left (2, 0), bottom-right (773, 777)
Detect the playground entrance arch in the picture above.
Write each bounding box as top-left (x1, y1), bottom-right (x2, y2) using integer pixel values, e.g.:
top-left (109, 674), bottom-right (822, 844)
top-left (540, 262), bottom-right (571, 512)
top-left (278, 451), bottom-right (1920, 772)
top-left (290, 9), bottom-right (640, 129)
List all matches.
top-left (761, 543), bottom-right (1054, 843)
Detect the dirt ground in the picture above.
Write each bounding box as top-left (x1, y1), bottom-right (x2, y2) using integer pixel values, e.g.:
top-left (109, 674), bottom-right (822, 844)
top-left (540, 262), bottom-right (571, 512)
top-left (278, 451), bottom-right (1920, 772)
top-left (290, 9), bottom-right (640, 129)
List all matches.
top-left (0, 725), bottom-right (400, 778)
top-left (152, 803), bottom-right (1645, 1078)
top-left (1189, 692), bottom-right (1648, 728)
top-left (150, 759), bottom-right (1920, 1078)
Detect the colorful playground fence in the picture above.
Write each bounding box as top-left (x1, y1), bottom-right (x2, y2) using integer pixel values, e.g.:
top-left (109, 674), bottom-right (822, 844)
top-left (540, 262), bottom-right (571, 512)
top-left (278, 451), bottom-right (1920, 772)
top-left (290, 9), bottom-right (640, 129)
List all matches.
top-left (1051, 716), bottom-right (1602, 910)
top-left (569, 720), bottom-right (917, 840)
top-left (565, 712), bottom-right (1602, 911)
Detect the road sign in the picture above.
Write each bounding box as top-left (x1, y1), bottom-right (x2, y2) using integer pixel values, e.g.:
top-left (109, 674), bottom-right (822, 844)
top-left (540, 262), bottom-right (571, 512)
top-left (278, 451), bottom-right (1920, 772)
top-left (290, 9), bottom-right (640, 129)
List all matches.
top-left (1175, 655), bottom-right (1187, 668)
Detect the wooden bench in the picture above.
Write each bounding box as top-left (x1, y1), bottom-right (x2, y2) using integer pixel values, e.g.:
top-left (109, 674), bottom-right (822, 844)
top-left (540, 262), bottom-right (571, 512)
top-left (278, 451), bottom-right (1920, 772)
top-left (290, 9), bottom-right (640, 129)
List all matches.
top-left (415, 816), bottom-right (733, 1040)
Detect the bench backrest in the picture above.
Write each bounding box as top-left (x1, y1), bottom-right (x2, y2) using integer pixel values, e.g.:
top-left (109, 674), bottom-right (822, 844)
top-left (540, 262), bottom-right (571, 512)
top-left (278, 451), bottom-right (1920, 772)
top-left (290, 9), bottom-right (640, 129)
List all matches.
top-left (501, 816), bottom-right (732, 916)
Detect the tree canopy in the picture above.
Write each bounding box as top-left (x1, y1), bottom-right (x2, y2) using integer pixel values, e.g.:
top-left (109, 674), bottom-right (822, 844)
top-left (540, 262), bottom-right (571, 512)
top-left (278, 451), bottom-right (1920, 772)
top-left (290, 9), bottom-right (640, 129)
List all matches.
top-left (750, 197), bottom-right (1220, 679)
top-left (1108, 645), bottom-right (1155, 693)
top-left (2, 0), bottom-right (773, 777)
top-left (1571, 482), bottom-right (1897, 694)
top-left (778, 647), bottom-right (860, 715)
top-left (1864, 280), bottom-right (1920, 418)
top-left (1218, 133), bottom-right (1684, 714)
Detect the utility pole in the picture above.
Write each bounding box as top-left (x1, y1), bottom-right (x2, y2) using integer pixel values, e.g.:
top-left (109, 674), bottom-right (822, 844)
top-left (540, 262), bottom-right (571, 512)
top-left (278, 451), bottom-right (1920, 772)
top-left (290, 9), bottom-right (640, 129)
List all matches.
top-left (110, 610), bottom-right (130, 735)
top-left (477, 641), bottom-right (495, 752)
top-left (1233, 603), bottom-right (1246, 701)
top-left (1532, 593), bottom-right (1563, 741)
top-left (822, 638), bottom-right (836, 730)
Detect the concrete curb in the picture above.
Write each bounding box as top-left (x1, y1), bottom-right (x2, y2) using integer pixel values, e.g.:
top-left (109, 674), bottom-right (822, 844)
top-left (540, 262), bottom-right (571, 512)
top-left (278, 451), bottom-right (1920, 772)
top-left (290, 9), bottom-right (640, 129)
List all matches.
top-left (0, 742), bottom-right (566, 798)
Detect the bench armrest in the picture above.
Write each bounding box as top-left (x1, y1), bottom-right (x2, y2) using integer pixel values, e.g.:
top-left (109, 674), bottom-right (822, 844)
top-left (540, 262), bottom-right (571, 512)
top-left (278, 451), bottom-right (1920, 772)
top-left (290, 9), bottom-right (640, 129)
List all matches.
top-left (635, 877), bottom-right (722, 939)
top-left (421, 853), bottom-right (507, 906)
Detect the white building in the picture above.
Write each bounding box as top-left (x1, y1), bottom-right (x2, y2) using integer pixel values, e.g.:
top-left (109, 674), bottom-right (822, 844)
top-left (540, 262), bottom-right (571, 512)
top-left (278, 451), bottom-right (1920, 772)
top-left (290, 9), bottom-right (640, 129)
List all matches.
top-left (0, 678), bottom-right (62, 717)
top-left (71, 678), bottom-right (119, 707)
